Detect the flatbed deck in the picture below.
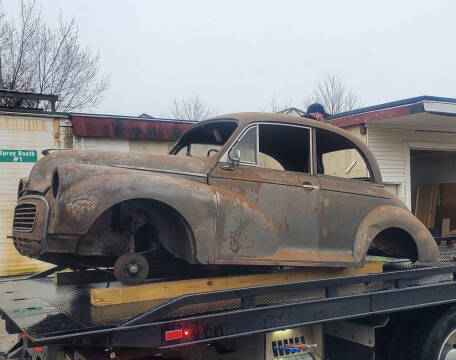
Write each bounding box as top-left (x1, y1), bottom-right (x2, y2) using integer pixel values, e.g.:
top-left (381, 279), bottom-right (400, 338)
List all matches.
top-left (1, 261), bottom-right (456, 349)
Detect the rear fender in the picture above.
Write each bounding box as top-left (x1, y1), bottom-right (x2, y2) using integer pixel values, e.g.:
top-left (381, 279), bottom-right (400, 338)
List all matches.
top-left (353, 205), bottom-right (440, 264)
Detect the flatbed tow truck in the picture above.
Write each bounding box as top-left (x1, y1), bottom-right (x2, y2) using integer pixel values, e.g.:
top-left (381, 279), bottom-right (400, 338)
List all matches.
top-left (2, 254), bottom-right (456, 360)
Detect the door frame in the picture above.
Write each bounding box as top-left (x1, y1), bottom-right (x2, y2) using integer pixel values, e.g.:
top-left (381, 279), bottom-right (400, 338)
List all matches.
top-left (218, 122), bottom-right (315, 174)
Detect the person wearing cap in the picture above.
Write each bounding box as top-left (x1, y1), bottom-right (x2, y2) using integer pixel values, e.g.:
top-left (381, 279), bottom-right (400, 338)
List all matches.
top-left (304, 103), bottom-right (329, 174)
top-left (306, 103), bottom-right (330, 122)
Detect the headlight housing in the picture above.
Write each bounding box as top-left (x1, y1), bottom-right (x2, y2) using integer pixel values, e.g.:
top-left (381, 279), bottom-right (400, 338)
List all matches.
top-left (17, 177), bottom-right (28, 199)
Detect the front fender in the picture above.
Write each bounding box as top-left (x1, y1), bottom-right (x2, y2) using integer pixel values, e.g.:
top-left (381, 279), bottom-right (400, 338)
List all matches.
top-left (353, 205), bottom-right (440, 264)
top-left (52, 168), bottom-right (217, 264)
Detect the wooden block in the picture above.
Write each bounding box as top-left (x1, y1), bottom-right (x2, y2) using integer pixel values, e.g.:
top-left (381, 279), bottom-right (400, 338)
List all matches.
top-left (91, 262), bottom-right (383, 307)
top-left (439, 183), bottom-right (456, 207)
top-left (415, 185), bottom-right (438, 229)
top-left (442, 218), bottom-right (451, 237)
top-left (436, 183), bottom-right (456, 233)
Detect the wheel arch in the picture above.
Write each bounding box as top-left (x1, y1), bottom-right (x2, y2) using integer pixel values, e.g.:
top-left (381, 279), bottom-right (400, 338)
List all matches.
top-left (367, 227), bottom-right (418, 260)
top-left (353, 205), bottom-right (440, 264)
top-left (54, 172), bottom-right (217, 264)
top-left (87, 198), bottom-right (198, 264)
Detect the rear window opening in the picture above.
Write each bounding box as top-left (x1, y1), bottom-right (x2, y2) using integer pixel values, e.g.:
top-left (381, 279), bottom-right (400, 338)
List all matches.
top-left (316, 128), bottom-right (372, 181)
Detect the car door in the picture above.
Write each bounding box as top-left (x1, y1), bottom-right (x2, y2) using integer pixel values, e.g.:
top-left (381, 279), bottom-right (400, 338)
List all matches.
top-left (209, 122), bottom-right (322, 265)
top-left (314, 127), bottom-right (390, 264)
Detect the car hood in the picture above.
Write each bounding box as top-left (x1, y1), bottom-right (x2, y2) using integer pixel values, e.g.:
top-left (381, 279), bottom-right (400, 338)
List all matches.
top-left (25, 149), bottom-right (212, 193)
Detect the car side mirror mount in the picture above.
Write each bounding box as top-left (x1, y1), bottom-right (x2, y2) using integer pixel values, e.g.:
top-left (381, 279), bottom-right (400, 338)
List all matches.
top-left (222, 148), bottom-right (241, 171)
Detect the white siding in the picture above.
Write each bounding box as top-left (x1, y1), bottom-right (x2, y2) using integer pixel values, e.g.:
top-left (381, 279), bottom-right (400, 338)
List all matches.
top-left (367, 127), bottom-right (456, 205)
top-left (82, 137), bottom-right (129, 152)
top-left (129, 139), bottom-right (174, 154)
top-left (0, 115), bottom-right (57, 276)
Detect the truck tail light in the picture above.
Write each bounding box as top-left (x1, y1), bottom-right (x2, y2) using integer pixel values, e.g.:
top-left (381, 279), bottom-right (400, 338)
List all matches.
top-left (165, 328), bottom-right (192, 341)
top-left (165, 329), bottom-right (182, 341)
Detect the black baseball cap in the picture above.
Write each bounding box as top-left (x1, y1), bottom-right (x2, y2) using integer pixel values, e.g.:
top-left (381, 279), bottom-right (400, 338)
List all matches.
top-left (305, 103), bottom-right (330, 118)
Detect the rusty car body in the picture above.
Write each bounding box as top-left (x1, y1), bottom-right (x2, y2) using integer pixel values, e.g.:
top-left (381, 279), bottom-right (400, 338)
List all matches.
top-left (11, 113), bottom-right (440, 284)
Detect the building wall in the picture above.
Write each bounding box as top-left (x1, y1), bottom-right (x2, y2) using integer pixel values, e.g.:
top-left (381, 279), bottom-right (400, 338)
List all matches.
top-left (0, 114), bottom-right (62, 276)
top-left (77, 137), bottom-right (175, 155)
top-left (80, 137), bottom-right (129, 152)
top-left (367, 127), bottom-right (456, 205)
top-left (342, 124), bottom-right (367, 143)
top-left (129, 139), bottom-right (174, 154)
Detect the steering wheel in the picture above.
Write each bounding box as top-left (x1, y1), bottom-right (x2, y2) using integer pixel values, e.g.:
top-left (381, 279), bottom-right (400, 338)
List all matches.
top-left (207, 148), bottom-right (219, 157)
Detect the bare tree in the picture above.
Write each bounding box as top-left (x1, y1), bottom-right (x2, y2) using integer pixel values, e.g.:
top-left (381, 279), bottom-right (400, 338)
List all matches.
top-left (303, 74), bottom-right (361, 115)
top-left (0, 3), bottom-right (5, 87)
top-left (0, 0), bottom-right (109, 111)
top-left (265, 93), bottom-right (291, 113)
top-left (171, 94), bottom-right (216, 121)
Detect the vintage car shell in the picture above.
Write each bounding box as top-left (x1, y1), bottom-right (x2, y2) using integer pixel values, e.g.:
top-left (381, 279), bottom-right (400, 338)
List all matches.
top-left (11, 113), bottom-right (440, 269)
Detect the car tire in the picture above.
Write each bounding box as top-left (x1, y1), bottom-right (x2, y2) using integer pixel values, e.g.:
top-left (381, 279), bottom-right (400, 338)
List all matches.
top-left (414, 305), bottom-right (456, 360)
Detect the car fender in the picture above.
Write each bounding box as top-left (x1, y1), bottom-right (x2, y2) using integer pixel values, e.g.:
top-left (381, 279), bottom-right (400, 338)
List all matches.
top-left (53, 169), bottom-right (217, 264)
top-left (353, 205), bottom-right (440, 264)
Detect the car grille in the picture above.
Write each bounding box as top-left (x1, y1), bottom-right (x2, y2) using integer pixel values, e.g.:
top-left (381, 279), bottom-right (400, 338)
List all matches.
top-left (13, 203), bottom-right (37, 232)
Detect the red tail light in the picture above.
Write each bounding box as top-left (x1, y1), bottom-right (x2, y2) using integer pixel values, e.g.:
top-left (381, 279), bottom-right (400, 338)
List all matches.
top-left (165, 329), bottom-right (182, 341)
top-left (165, 328), bottom-right (192, 341)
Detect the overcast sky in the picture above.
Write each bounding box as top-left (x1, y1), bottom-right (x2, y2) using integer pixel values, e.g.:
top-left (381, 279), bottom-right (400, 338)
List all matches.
top-left (3, 0), bottom-right (456, 117)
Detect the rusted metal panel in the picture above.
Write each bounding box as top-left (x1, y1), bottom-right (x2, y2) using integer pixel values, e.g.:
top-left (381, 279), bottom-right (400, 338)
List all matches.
top-left (353, 205), bottom-right (440, 263)
top-left (71, 115), bottom-right (194, 141)
top-left (210, 166), bottom-right (321, 264)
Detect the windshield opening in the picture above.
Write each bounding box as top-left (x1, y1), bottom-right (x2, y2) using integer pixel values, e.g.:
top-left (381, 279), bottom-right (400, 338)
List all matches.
top-left (171, 120), bottom-right (238, 158)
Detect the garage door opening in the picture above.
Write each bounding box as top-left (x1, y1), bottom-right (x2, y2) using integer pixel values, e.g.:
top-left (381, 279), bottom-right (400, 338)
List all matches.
top-left (410, 149), bottom-right (456, 237)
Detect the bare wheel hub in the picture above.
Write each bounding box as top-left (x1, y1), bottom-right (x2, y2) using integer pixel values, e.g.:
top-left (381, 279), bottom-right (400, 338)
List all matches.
top-left (128, 263), bottom-right (139, 274)
top-left (114, 253), bottom-right (149, 286)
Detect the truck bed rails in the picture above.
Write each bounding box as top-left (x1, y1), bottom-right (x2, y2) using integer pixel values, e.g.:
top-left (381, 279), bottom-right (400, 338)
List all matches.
top-left (1, 261), bottom-right (456, 349)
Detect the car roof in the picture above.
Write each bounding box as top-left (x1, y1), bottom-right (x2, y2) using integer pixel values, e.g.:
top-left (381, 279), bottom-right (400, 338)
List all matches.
top-left (209, 112), bottom-right (349, 134)
top-left (208, 112), bottom-right (360, 144)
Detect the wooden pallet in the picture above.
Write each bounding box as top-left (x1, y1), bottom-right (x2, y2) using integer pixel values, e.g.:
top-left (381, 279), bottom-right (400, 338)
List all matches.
top-left (91, 262), bottom-right (383, 307)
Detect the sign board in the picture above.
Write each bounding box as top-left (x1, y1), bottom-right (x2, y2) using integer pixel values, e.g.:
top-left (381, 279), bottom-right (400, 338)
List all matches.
top-left (0, 150), bottom-right (38, 163)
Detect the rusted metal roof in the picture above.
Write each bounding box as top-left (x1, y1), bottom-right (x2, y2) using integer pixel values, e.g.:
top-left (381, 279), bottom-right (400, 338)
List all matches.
top-left (71, 114), bottom-right (195, 141)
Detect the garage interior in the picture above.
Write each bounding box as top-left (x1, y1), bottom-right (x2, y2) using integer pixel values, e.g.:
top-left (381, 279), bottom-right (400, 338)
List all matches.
top-left (411, 149), bottom-right (456, 238)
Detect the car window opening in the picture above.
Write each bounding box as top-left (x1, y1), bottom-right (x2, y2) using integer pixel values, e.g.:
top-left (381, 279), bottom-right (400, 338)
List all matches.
top-left (316, 128), bottom-right (372, 181)
top-left (232, 124), bottom-right (311, 173)
top-left (172, 121), bottom-right (238, 158)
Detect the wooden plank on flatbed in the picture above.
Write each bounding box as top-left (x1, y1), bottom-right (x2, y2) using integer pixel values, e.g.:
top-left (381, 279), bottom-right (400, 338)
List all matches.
top-left (91, 262), bottom-right (383, 307)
